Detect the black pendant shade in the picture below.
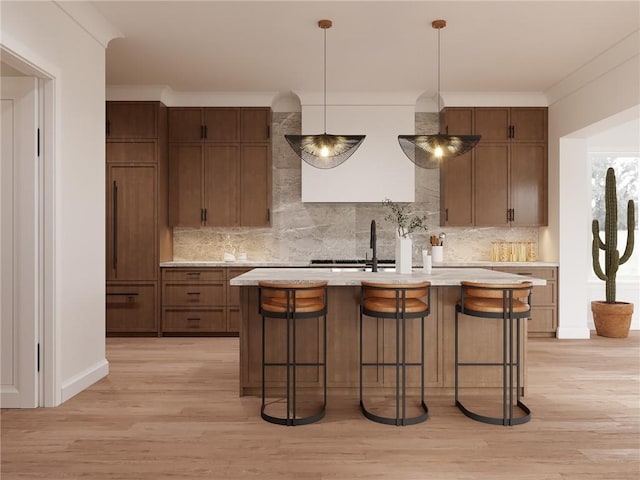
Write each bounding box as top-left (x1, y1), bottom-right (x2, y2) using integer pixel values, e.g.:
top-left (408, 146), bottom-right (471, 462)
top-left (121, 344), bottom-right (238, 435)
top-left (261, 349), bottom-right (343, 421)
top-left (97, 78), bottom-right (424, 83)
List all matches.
top-left (398, 134), bottom-right (481, 169)
top-left (399, 19), bottom-right (480, 169)
top-left (286, 19), bottom-right (365, 169)
top-left (285, 133), bottom-right (366, 169)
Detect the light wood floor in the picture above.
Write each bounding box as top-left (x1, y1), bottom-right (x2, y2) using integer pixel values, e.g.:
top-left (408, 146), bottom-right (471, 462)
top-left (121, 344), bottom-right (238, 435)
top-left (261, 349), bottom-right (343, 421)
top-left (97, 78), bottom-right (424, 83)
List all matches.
top-left (2, 333), bottom-right (639, 480)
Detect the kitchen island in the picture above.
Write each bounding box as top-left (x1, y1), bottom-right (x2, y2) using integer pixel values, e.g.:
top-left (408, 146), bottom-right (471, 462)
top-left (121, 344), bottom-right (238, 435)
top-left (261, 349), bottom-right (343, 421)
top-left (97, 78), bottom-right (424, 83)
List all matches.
top-left (230, 267), bottom-right (546, 397)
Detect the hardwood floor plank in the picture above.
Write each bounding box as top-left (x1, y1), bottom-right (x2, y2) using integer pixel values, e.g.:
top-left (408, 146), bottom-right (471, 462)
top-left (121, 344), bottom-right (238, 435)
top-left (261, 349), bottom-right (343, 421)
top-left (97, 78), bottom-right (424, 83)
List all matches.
top-left (1, 333), bottom-right (638, 479)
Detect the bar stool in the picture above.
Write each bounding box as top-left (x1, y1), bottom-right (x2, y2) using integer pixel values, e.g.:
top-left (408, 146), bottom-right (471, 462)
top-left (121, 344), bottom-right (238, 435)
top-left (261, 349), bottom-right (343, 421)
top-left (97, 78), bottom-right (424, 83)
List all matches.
top-left (455, 281), bottom-right (533, 426)
top-left (259, 281), bottom-right (327, 426)
top-left (360, 281), bottom-right (431, 426)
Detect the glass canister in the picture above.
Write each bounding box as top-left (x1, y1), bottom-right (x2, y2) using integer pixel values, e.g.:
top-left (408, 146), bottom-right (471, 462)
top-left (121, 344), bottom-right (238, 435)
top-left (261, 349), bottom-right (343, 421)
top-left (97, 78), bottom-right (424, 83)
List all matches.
top-left (518, 242), bottom-right (528, 262)
top-left (491, 242), bottom-right (500, 262)
top-left (527, 241), bottom-right (537, 262)
top-left (510, 242), bottom-right (518, 262)
top-left (500, 242), bottom-right (509, 262)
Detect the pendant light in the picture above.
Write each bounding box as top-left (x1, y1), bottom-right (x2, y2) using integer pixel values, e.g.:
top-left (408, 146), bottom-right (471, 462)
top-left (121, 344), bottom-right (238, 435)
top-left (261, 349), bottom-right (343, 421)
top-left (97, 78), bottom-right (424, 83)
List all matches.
top-left (285, 19), bottom-right (365, 169)
top-left (398, 20), bottom-right (480, 169)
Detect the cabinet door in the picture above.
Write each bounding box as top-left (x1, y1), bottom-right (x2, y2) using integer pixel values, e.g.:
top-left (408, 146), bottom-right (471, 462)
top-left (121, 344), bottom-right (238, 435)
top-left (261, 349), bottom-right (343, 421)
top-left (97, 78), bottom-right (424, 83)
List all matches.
top-left (510, 108), bottom-right (547, 142)
top-left (440, 108), bottom-right (473, 226)
top-left (168, 144), bottom-right (203, 227)
top-left (474, 108), bottom-right (510, 142)
top-left (240, 144), bottom-right (271, 226)
top-left (204, 108), bottom-right (240, 142)
top-left (106, 141), bottom-right (156, 164)
top-left (241, 108), bottom-right (270, 142)
top-left (441, 153), bottom-right (473, 226)
top-left (168, 108), bottom-right (204, 142)
top-left (204, 145), bottom-right (240, 226)
top-left (474, 144), bottom-right (509, 226)
top-left (106, 284), bottom-right (157, 334)
top-left (107, 164), bottom-right (157, 281)
top-left (107, 102), bottom-right (157, 139)
top-left (510, 144), bottom-right (547, 226)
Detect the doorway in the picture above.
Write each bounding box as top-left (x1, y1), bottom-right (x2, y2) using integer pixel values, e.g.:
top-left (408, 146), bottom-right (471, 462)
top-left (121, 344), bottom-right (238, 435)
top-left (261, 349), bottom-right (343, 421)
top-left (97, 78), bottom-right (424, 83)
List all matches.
top-left (1, 47), bottom-right (56, 408)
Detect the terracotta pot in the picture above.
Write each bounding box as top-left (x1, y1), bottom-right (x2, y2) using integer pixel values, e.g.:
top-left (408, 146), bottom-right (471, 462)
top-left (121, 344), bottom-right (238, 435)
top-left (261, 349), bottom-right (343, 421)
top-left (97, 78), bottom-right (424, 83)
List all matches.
top-left (591, 301), bottom-right (634, 338)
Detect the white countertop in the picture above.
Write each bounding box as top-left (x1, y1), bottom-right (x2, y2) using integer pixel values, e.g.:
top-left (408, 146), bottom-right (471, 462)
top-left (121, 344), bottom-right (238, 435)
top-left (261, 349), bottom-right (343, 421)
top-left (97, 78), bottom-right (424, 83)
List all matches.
top-left (229, 267), bottom-right (547, 287)
top-left (160, 260), bottom-right (310, 268)
top-left (162, 260), bottom-right (558, 268)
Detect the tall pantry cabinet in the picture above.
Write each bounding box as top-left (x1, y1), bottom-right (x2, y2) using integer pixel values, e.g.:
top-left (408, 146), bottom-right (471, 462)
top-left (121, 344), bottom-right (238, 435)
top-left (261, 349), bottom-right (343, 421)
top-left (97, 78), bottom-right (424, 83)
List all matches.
top-left (105, 102), bottom-right (172, 335)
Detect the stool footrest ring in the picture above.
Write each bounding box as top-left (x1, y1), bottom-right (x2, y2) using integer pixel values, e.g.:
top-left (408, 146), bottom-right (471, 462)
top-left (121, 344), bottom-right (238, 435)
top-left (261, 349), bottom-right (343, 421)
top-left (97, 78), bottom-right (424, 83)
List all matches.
top-left (360, 400), bottom-right (429, 426)
top-left (261, 407), bottom-right (326, 427)
top-left (455, 399), bottom-right (531, 426)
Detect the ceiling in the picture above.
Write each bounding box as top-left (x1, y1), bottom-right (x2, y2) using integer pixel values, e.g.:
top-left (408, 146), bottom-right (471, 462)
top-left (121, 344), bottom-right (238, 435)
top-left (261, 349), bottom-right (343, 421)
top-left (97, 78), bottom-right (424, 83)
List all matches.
top-left (93, 1), bottom-right (640, 100)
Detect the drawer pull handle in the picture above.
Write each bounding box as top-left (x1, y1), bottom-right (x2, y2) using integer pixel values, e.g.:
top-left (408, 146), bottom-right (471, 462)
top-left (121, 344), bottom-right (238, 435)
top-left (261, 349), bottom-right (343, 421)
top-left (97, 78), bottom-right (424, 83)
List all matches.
top-left (187, 317), bottom-right (200, 321)
top-left (186, 272), bottom-right (201, 276)
top-left (516, 272), bottom-right (533, 276)
top-left (187, 292), bottom-right (201, 295)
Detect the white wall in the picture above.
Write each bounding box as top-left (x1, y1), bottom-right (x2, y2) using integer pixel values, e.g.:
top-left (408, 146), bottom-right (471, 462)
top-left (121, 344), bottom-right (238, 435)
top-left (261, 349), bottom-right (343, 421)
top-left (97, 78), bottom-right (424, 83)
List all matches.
top-left (1, 1), bottom-right (118, 404)
top-left (545, 31), bottom-right (640, 338)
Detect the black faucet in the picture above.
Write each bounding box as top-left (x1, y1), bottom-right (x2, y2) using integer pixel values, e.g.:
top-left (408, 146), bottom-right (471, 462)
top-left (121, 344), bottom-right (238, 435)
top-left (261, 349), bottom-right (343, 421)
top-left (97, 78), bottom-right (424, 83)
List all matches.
top-left (370, 220), bottom-right (378, 272)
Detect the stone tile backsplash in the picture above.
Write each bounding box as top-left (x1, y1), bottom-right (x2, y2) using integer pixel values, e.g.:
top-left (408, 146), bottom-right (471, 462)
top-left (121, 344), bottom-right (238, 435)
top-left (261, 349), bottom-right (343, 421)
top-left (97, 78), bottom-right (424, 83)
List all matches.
top-left (172, 112), bottom-right (538, 263)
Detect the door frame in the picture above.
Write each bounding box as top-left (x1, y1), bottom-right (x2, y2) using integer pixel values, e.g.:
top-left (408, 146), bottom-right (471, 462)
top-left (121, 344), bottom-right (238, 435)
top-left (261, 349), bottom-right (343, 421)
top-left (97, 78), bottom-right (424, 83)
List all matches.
top-left (1, 43), bottom-right (58, 406)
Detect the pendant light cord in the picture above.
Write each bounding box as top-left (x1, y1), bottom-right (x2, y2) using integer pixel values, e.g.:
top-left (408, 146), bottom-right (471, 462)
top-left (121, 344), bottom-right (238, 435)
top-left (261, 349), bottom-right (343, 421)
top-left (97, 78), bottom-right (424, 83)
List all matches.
top-left (436, 25), bottom-right (441, 114)
top-left (323, 25), bottom-right (327, 134)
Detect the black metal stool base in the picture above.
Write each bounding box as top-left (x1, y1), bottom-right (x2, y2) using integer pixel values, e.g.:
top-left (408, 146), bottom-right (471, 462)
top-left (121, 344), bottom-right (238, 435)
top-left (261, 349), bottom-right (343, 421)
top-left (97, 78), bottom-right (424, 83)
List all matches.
top-left (261, 406), bottom-right (326, 426)
top-left (455, 399), bottom-right (531, 426)
top-left (360, 400), bottom-right (429, 426)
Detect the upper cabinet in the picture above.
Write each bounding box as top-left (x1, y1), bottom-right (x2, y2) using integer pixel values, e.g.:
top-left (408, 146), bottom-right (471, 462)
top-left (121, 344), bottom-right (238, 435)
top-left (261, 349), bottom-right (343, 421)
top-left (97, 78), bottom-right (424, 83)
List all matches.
top-left (440, 106), bottom-right (548, 227)
top-left (168, 108), bottom-right (240, 142)
top-left (168, 107), bottom-right (272, 228)
top-left (474, 107), bottom-right (547, 143)
top-left (106, 102), bottom-right (158, 139)
top-left (440, 108), bottom-right (474, 226)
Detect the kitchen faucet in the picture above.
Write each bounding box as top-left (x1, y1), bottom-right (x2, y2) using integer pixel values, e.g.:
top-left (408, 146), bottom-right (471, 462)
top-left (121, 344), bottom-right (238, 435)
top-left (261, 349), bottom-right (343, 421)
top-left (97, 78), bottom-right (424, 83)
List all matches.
top-left (369, 220), bottom-right (378, 272)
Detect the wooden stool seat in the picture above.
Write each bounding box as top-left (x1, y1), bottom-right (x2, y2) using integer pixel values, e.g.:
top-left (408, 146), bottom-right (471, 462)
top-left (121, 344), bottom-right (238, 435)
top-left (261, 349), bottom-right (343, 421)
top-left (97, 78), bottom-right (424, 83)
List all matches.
top-left (261, 297), bottom-right (326, 314)
top-left (456, 297), bottom-right (530, 314)
top-left (364, 297), bottom-right (428, 314)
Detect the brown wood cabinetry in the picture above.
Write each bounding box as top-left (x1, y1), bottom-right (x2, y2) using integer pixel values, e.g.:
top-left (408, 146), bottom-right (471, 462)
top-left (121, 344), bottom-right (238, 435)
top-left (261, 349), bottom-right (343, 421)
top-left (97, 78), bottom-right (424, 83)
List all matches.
top-left (106, 102), bottom-right (158, 139)
top-left (475, 107), bottom-right (547, 143)
top-left (440, 108), bottom-right (474, 226)
top-left (106, 284), bottom-right (158, 334)
top-left (168, 107), bottom-right (271, 227)
top-left (440, 106), bottom-right (548, 227)
top-left (161, 267), bottom-right (249, 335)
top-left (493, 266), bottom-right (558, 337)
top-left (106, 101), bottom-right (171, 336)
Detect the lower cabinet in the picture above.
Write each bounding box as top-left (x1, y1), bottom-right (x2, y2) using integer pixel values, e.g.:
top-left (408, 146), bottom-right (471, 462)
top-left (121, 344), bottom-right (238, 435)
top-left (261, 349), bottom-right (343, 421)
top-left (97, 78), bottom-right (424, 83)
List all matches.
top-left (106, 283), bottom-right (158, 335)
top-left (493, 266), bottom-right (558, 337)
top-left (161, 266), bottom-right (250, 335)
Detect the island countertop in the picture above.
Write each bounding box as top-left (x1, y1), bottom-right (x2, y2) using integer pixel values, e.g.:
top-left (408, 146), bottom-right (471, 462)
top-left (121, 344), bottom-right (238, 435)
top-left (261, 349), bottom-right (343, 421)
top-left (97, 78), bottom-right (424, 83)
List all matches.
top-left (230, 267), bottom-right (547, 287)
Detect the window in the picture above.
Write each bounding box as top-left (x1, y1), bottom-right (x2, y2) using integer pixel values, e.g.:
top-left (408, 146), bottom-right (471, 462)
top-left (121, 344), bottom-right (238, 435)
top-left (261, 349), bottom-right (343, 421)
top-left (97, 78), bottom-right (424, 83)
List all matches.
top-left (591, 154), bottom-right (639, 277)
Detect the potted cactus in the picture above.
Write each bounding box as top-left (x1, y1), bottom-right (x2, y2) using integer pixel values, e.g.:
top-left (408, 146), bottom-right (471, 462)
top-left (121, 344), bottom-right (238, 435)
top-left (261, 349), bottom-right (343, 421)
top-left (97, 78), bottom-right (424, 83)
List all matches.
top-left (591, 167), bottom-right (635, 337)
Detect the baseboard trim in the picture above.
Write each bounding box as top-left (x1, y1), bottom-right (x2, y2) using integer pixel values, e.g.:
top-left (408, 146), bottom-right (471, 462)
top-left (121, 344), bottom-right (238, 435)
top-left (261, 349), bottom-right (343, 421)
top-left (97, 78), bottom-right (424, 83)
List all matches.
top-left (556, 325), bottom-right (591, 339)
top-left (60, 359), bottom-right (109, 404)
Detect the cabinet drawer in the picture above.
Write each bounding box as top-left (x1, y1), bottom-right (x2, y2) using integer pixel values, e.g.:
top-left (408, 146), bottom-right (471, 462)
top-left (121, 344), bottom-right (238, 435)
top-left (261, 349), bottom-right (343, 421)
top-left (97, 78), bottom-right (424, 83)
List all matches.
top-left (106, 141), bottom-right (156, 164)
top-left (531, 282), bottom-right (556, 306)
top-left (106, 283), bottom-right (157, 333)
top-left (163, 283), bottom-right (225, 306)
top-left (528, 307), bottom-right (557, 335)
top-left (163, 308), bottom-right (226, 332)
top-left (162, 268), bottom-right (225, 282)
top-left (495, 266), bottom-right (556, 280)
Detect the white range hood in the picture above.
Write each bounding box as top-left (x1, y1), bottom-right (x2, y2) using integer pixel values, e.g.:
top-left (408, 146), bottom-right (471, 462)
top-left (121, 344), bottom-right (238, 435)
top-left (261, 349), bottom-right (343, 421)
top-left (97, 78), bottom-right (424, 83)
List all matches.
top-left (298, 92), bottom-right (418, 203)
